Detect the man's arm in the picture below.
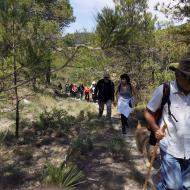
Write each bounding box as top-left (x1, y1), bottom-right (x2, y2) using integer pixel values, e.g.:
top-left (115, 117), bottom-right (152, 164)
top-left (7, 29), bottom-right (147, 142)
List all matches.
top-left (144, 108), bottom-right (165, 140)
top-left (94, 81), bottom-right (99, 97)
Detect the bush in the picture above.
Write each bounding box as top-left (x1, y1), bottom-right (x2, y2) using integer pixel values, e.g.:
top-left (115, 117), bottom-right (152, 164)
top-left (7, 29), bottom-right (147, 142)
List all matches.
top-left (34, 108), bottom-right (75, 130)
top-left (44, 163), bottom-right (85, 189)
top-left (72, 133), bottom-right (93, 155)
top-left (107, 137), bottom-right (125, 155)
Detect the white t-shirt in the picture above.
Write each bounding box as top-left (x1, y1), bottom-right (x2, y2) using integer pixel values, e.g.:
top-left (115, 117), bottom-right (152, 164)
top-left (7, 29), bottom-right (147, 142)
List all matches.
top-left (147, 80), bottom-right (190, 159)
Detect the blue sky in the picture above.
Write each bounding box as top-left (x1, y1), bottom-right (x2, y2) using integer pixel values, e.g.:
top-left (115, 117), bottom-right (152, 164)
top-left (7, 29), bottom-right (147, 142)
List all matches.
top-left (64, 0), bottom-right (175, 34)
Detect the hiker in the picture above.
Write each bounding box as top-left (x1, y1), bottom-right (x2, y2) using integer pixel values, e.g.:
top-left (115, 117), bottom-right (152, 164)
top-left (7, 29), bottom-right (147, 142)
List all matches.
top-left (144, 52), bottom-right (190, 190)
top-left (65, 83), bottom-right (70, 94)
top-left (78, 84), bottom-right (84, 100)
top-left (54, 82), bottom-right (62, 96)
top-left (90, 81), bottom-right (97, 103)
top-left (71, 84), bottom-right (78, 98)
top-left (84, 86), bottom-right (90, 101)
top-left (94, 73), bottom-right (115, 119)
top-left (69, 83), bottom-right (73, 96)
top-left (115, 74), bottom-right (134, 135)
top-left (58, 82), bottom-right (62, 91)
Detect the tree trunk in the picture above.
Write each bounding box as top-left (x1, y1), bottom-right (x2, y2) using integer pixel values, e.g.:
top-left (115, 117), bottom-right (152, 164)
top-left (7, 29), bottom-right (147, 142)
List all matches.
top-left (13, 2), bottom-right (20, 138)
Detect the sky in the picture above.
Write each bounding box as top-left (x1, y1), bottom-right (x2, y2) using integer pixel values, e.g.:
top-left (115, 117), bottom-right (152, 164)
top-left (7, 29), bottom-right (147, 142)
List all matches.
top-left (64, 0), bottom-right (179, 34)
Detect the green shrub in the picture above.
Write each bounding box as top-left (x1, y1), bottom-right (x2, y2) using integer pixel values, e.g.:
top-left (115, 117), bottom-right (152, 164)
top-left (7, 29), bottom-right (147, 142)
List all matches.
top-left (73, 133), bottom-right (93, 155)
top-left (107, 137), bottom-right (125, 155)
top-left (44, 163), bottom-right (85, 189)
top-left (34, 108), bottom-right (75, 130)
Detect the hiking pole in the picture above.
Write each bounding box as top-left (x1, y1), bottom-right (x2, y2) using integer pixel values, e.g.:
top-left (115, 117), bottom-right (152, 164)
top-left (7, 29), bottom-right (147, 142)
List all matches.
top-left (142, 121), bottom-right (167, 190)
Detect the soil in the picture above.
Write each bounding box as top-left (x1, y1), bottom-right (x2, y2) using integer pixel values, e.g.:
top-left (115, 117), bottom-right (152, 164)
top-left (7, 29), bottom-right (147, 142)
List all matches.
top-left (0, 100), bottom-right (155, 190)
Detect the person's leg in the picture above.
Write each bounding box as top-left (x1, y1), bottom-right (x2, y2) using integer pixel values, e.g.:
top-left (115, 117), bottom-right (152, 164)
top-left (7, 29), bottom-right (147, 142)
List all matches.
top-left (121, 114), bottom-right (128, 134)
top-left (106, 100), bottom-right (112, 118)
top-left (92, 94), bottom-right (96, 103)
top-left (87, 93), bottom-right (89, 101)
top-left (85, 93), bottom-right (87, 101)
top-left (157, 149), bottom-right (183, 190)
top-left (81, 92), bottom-right (83, 100)
top-left (182, 159), bottom-right (190, 189)
top-left (98, 101), bottom-right (104, 117)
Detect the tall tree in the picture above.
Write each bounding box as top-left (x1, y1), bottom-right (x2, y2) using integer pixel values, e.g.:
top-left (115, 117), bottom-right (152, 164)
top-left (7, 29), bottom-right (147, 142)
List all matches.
top-left (96, 0), bottom-right (156, 93)
top-left (28, 0), bottom-right (75, 86)
top-left (0, 0), bottom-right (75, 137)
top-left (0, 0), bottom-right (31, 138)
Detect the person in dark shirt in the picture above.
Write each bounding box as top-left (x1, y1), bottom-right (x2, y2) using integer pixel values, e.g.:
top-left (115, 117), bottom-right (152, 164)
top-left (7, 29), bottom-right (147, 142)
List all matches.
top-left (78, 84), bottom-right (84, 100)
top-left (95, 73), bottom-right (115, 118)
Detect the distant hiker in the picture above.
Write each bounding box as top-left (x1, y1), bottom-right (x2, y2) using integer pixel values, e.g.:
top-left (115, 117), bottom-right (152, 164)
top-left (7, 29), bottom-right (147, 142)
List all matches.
top-left (69, 84), bottom-right (73, 96)
top-left (54, 82), bottom-right (63, 96)
top-left (78, 84), bottom-right (84, 100)
top-left (115, 74), bottom-right (134, 135)
top-left (84, 86), bottom-right (90, 101)
top-left (65, 83), bottom-right (70, 93)
top-left (71, 84), bottom-right (78, 98)
top-left (58, 82), bottom-right (62, 90)
top-left (90, 81), bottom-right (97, 103)
top-left (95, 73), bottom-right (115, 119)
top-left (144, 51), bottom-right (190, 190)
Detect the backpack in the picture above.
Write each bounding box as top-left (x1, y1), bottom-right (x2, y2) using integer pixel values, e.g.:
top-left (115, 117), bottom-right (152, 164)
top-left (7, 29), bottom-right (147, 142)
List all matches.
top-left (84, 87), bottom-right (90, 93)
top-left (148, 82), bottom-right (177, 145)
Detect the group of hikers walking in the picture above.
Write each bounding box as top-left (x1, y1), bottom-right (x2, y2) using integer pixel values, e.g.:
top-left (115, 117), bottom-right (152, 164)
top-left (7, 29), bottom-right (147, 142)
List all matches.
top-left (61, 50), bottom-right (190, 190)
top-left (89, 50), bottom-right (190, 190)
top-left (64, 72), bottom-right (134, 136)
top-left (64, 82), bottom-right (97, 102)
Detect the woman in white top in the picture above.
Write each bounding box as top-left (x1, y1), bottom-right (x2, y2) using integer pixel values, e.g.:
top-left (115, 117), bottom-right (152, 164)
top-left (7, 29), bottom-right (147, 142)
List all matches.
top-left (116, 74), bottom-right (133, 134)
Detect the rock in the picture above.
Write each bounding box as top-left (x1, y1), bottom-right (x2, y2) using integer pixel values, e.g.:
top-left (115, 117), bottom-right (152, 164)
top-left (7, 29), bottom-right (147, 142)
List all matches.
top-left (23, 98), bottom-right (31, 105)
top-left (17, 137), bottom-right (26, 145)
top-left (100, 157), bottom-right (113, 164)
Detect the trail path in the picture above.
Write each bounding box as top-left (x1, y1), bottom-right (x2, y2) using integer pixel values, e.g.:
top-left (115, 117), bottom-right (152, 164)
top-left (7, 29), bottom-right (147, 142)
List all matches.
top-left (0, 99), bottom-right (155, 190)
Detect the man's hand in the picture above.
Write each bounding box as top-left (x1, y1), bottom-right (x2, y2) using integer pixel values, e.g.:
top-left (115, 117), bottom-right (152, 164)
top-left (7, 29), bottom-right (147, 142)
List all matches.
top-left (113, 101), bottom-right (117, 107)
top-left (155, 127), bottom-right (165, 140)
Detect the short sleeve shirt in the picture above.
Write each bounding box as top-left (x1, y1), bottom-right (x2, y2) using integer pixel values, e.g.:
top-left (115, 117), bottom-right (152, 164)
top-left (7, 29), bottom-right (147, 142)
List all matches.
top-left (147, 80), bottom-right (190, 159)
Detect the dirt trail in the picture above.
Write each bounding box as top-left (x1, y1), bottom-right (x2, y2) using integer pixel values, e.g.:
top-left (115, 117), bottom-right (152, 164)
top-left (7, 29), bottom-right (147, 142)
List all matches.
top-left (0, 100), bottom-right (151, 190)
top-left (75, 107), bottom-right (148, 190)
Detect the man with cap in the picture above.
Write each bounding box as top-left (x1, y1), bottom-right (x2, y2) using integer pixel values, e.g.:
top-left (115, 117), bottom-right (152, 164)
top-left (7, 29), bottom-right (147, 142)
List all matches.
top-left (95, 73), bottom-right (115, 119)
top-left (144, 52), bottom-right (190, 190)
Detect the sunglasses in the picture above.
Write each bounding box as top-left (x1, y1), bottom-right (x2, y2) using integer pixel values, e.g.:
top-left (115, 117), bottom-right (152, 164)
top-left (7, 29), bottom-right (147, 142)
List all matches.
top-left (179, 71), bottom-right (190, 82)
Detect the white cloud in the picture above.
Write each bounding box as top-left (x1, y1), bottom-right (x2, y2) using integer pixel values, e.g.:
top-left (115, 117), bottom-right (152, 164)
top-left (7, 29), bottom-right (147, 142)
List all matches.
top-left (74, 0), bottom-right (114, 13)
top-left (65, 0), bottom-right (184, 33)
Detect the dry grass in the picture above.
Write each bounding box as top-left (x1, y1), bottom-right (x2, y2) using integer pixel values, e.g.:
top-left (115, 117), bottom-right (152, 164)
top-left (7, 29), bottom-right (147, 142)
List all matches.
top-left (1, 91), bottom-right (97, 137)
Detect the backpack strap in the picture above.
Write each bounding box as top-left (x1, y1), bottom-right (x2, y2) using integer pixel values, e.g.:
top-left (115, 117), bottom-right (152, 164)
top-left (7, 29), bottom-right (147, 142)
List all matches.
top-left (161, 82), bottom-right (170, 108)
top-left (161, 82), bottom-right (178, 122)
top-left (148, 82), bottom-right (177, 145)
